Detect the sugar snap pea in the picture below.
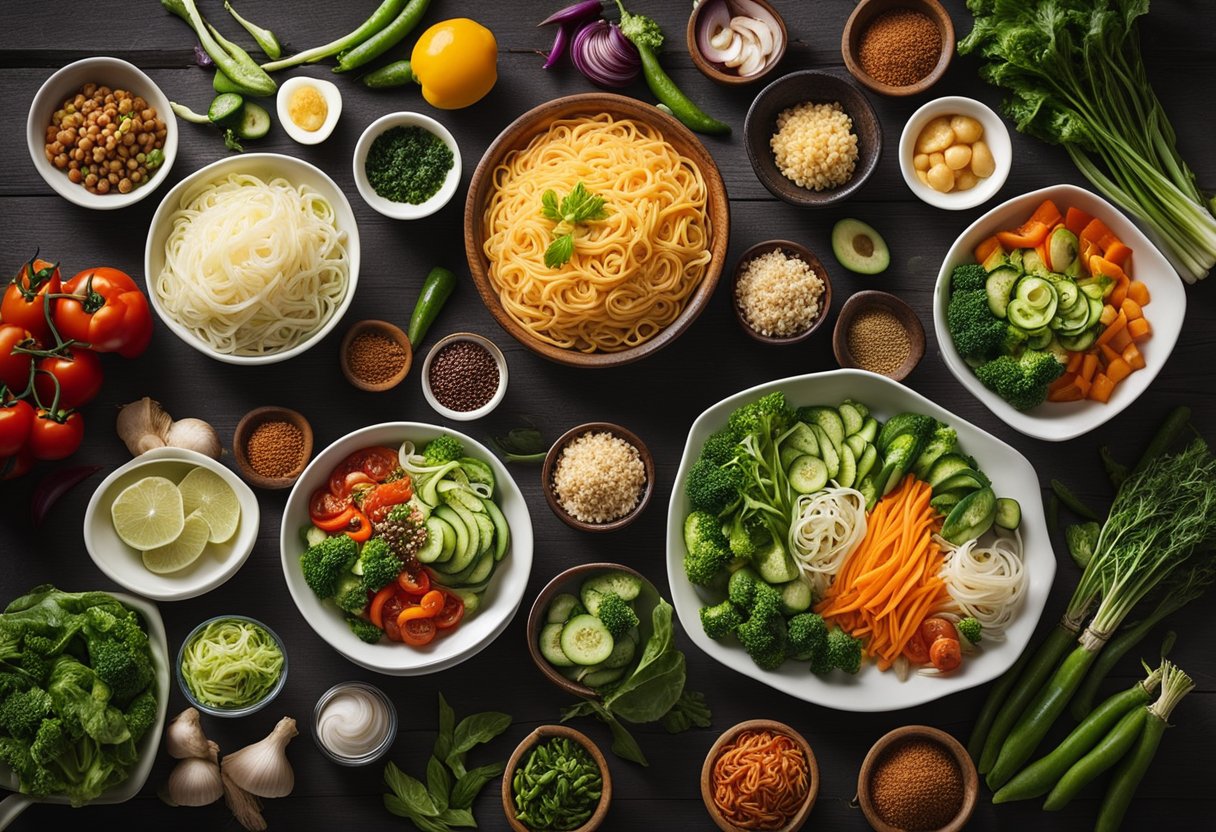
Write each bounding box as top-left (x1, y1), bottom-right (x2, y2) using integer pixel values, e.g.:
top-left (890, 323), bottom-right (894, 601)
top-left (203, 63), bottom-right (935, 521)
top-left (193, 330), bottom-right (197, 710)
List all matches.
top-left (334, 0), bottom-right (432, 73)
top-left (261, 0), bottom-right (408, 71)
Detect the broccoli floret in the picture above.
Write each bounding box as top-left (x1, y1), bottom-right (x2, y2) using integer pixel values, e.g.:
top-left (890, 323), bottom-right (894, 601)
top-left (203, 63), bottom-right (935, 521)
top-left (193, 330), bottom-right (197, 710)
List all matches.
top-left (947, 288), bottom-right (1008, 360)
top-left (300, 534), bottom-right (359, 599)
top-left (356, 537), bottom-right (401, 593)
top-left (683, 511), bottom-right (732, 585)
top-left (727, 392), bottom-right (791, 440)
top-left (726, 514), bottom-right (766, 559)
top-left (685, 458), bottom-right (743, 514)
top-left (30, 717), bottom-right (70, 765)
top-left (951, 263), bottom-right (989, 293)
top-left (0, 687), bottom-right (53, 737)
top-left (422, 435), bottom-right (464, 466)
top-left (751, 581), bottom-right (783, 618)
top-left (596, 593), bottom-right (639, 639)
top-left (727, 568), bottom-right (758, 609)
top-left (786, 613), bottom-right (828, 660)
top-left (957, 617), bottom-right (982, 645)
top-left (699, 428), bottom-right (741, 466)
top-left (826, 627), bottom-right (864, 674)
top-left (699, 601), bottom-right (743, 640)
top-left (0, 672), bottom-right (27, 700)
top-left (737, 609), bottom-right (787, 671)
top-left (122, 690), bottom-right (158, 743)
top-left (808, 646), bottom-right (835, 675)
top-left (1003, 325), bottom-right (1029, 355)
top-left (614, 0), bottom-right (664, 50)
top-left (87, 639), bottom-right (153, 704)
top-left (975, 350), bottom-right (1065, 411)
top-left (334, 574), bottom-right (369, 616)
top-left (346, 616), bottom-right (384, 644)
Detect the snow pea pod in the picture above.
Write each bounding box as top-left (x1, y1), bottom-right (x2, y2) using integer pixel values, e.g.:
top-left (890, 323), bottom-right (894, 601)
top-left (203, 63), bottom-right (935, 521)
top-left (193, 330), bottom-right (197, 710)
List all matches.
top-left (162, 0), bottom-right (276, 96)
top-left (262, 0), bottom-right (408, 71)
top-left (334, 0), bottom-right (432, 73)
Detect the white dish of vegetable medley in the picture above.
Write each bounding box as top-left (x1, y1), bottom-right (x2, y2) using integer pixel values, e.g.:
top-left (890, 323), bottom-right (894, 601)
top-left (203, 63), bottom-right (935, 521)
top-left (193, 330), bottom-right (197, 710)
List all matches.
top-left (279, 422), bottom-right (533, 676)
top-left (665, 369), bottom-right (1054, 712)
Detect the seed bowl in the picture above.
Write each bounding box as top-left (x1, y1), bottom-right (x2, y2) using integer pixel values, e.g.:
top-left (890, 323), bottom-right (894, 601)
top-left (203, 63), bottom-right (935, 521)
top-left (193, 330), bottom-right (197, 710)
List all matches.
top-left (542, 422), bottom-right (655, 533)
top-left (420, 332), bottom-right (508, 421)
top-left (832, 291), bottom-right (925, 381)
top-left (856, 725), bottom-right (978, 832)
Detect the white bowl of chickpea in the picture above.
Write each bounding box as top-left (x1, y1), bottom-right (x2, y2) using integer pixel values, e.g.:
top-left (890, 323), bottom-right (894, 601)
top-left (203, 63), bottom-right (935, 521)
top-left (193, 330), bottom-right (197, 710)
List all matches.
top-left (898, 96), bottom-right (1010, 211)
top-left (26, 57), bottom-right (177, 210)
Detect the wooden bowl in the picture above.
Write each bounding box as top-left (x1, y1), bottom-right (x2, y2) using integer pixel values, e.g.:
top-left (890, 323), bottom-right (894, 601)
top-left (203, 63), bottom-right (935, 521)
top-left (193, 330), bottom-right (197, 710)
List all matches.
top-left (687, 0), bottom-right (788, 86)
top-left (700, 719), bottom-right (820, 832)
top-left (832, 291), bottom-right (925, 381)
top-left (502, 724), bottom-right (612, 832)
top-left (731, 240), bottom-right (833, 345)
top-left (231, 406), bottom-right (313, 490)
top-left (842, 0), bottom-right (955, 97)
top-left (339, 320), bottom-right (412, 392)
top-left (464, 93), bottom-right (730, 368)
top-left (542, 422), bottom-right (654, 533)
top-left (526, 562), bottom-right (661, 700)
top-left (744, 71), bottom-right (882, 208)
top-left (856, 725), bottom-right (978, 832)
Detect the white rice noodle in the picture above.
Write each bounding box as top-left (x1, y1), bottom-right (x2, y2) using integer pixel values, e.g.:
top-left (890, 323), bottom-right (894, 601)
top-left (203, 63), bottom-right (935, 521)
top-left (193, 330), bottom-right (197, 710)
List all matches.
top-left (935, 528), bottom-right (1027, 640)
top-left (788, 485), bottom-right (868, 596)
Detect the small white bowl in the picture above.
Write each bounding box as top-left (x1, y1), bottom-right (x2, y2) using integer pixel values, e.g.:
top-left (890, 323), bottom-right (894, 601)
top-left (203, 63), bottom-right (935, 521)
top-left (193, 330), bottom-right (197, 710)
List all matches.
top-left (276, 76), bottom-right (342, 145)
top-left (934, 184), bottom-right (1186, 441)
top-left (144, 152), bottom-right (361, 365)
top-left (421, 332), bottom-right (508, 422)
top-left (26, 56), bottom-right (178, 210)
top-left (352, 112), bottom-right (461, 220)
top-left (898, 95), bottom-right (1011, 211)
top-left (83, 447), bottom-right (261, 601)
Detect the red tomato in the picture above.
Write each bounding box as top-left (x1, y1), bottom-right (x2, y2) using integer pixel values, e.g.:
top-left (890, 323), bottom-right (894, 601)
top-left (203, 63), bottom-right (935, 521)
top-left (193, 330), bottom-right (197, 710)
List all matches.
top-left (33, 348), bottom-right (103, 409)
top-left (363, 478), bottom-right (414, 523)
top-left (397, 561), bottom-right (430, 595)
top-left (929, 637), bottom-right (963, 673)
top-left (434, 593), bottom-right (464, 630)
top-left (0, 398), bottom-right (35, 456)
top-left (0, 325), bottom-right (35, 392)
top-left (54, 268), bottom-right (153, 356)
top-left (903, 630), bottom-right (931, 665)
top-left (920, 618), bottom-right (958, 647)
top-left (401, 617), bottom-right (436, 647)
top-left (310, 488), bottom-right (350, 521)
top-left (382, 595), bottom-right (406, 642)
top-left (329, 447), bottom-right (399, 495)
top-left (1, 257), bottom-right (60, 343)
top-left (28, 409), bottom-right (84, 460)
top-left (1, 448), bottom-right (32, 480)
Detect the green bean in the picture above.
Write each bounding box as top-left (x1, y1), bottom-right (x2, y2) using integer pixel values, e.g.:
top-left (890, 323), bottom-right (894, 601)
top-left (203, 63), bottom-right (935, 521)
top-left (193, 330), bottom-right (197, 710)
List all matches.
top-left (162, 0), bottom-right (276, 97)
top-left (512, 737), bottom-right (601, 829)
top-left (334, 0), bottom-right (431, 73)
top-left (634, 42), bottom-right (730, 135)
top-left (261, 0), bottom-right (407, 71)
top-left (993, 675), bottom-right (1156, 803)
top-left (1134, 406), bottom-right (1191, 473)
top-left (1042, 706), bottom-right (1147, 811)
top-left (967, 638), bottom-right (1033, 762)
top-left (1050, 479), bottom-right (1100, 521)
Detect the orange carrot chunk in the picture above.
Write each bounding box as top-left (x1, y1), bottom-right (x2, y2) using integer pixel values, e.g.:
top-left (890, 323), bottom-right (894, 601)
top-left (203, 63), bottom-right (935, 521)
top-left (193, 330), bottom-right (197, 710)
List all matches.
top-left (1122, 343), bottom-right (1145, 370)
top-left (1066, 352), bottom-right (1084, 374)
top-left (1106, 358), bottom-right (1133, 383)
top-left (1049, 372), bottom-right (1078, 393)
top-left (1099, 344), bottom-right (1122, 365)
top-left (1127, 280), bottom-right (1150, 306)
top-left (1099, 304), bottom-right (1119, 326)
top-left (1110, 328), bottom-right (1133, 351)
top-left (1109, 277), bottom-right (1130, 308)
top-left (1096, 311), bottom-right (1128, 346)
top-left (1026, 199), bottom-right (1064, 230)
top-left (1089, 373), bottom-right (1116, 403)
top-left (1128, 317), bottom-right (1152, 342)
top-left (1104, 240), bottom-right (1132, 267)
top-left (1080, 353), bottom-right (1100, 382)
top-left (1065, 207), bottom-right (1094, 237)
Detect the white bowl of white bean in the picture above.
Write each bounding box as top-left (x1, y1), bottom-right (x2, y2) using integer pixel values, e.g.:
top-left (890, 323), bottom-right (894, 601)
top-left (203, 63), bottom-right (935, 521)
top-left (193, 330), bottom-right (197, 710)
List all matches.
top-left (26, 56), bottom-right (177, 210)
top-left (897, 96), bottom-right (1010, 211)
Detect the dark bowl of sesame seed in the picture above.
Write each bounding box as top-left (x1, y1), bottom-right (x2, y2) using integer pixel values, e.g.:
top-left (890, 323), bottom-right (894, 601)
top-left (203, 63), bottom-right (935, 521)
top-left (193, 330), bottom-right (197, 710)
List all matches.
top-left (833, 291), bottom-right (925, 382)
top-left (232, 406), bottom-right (314, 490)
top-left (340, 320), bottom-right (413, 392)
top-left (421, 332), bottom-right (509, 421)
top-left (841, 0), bottom-right (955, 97)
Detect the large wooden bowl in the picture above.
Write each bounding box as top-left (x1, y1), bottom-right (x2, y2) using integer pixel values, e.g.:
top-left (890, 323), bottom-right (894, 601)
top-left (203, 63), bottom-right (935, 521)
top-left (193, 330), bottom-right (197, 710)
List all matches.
top-left (464, 93), bottom-right (730, 368)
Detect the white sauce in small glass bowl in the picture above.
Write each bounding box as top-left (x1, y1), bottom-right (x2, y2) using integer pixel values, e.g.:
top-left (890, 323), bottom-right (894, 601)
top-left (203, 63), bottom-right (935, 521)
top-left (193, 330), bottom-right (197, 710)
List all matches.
top-left (314, 682), bottom-right (396, 765)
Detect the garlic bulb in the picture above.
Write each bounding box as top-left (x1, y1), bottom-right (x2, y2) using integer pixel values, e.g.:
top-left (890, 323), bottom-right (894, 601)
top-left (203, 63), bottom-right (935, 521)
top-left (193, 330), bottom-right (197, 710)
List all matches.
top-left (165, 417), bottom-right (223, 459)
top-left (223, 771), bottom-right (267, 832)
top-left (117, 397), bottom-right (221, 459)
top-left (165, 708), bottom-right (212, 760)
top-left (167, 756), bottom-right (224, 806)
top-left (222, 716), bottom-right (297, 798)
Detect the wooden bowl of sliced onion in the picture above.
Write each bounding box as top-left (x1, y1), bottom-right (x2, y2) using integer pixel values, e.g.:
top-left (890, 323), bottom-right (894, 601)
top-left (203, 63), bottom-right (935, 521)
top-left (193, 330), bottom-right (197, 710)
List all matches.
top-left (688, 0), bottom-right (788, 86)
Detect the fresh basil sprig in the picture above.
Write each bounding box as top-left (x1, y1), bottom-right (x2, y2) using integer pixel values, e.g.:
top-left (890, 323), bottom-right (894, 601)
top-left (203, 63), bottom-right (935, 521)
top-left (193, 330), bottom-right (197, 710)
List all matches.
top-left (541, 182), bottom-right (609, 269)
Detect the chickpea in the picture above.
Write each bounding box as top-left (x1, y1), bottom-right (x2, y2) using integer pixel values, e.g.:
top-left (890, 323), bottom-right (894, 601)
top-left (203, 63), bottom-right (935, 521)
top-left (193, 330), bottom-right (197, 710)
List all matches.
top-left (96, 179), bottom-right (110, 194)
top-left (131, 171), bottom-right (142, 184)
top-left (929, 152), bottom-right (945, 168)
top-left (913, 153), bottom-right (930, 171)
top-left (927, 162), bottom-right (955, 192)
top-left (955, 170), bottom-right (980, 191)
top-left (96, 112), bottom-right (110, 127)
top-left (945, 144), bottom-right (973, 171)
top-left (118, 97), bottom-right (133, 114)
top-left (118, 178), bottom-right (133, 194)
top-left (84, 173), bottom-right (98, 187)
top-left (971, 140), bottom-right (996, 178)
top-left (54, 154), bottom-right (68, 169)
top-left (915, 117), bottom-right (955, 154)
top-left (67, 168), bottom-right (82, 184)
top-left (915, 169), bottom-right (930, 186)
top-left (107, 172), bottom-right (119, 184)
top-left (79, 137), bottom-right (93, 152)
top-left (127, 158), bottom-right (138, 171)
top-left (950, 115), bottom-right (984, 144)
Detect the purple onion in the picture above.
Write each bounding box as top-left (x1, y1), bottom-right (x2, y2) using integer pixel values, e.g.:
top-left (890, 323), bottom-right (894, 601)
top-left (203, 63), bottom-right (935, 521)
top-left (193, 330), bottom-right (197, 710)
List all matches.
top-left (544, 24), bottom-right (572, 69)
top-left (571, 19), bottom-right (641, 88)
top-left (539, 0), bottom-right (603, 27)
top-left (193, 43), bottom-right (214, 68)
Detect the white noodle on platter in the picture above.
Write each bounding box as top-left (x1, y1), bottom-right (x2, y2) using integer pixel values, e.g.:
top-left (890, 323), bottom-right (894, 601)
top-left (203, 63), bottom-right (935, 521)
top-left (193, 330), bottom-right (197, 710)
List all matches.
top-left (934, 528), bottom-right (1027, 638)
top-left (788, 485), bottom-right (868, 596)
top-left (156, 173), bottom-right (348, 356)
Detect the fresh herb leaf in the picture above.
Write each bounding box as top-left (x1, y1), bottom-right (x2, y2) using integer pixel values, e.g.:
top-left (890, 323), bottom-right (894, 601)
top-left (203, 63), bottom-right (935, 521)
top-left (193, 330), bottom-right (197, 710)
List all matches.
top-left (660, 690), bottom-right (712, 733)
top-left (384, 763), bottom-right (439, 817)
top-left (559, 182), bottom-right (609, 224)
top-left (560, 701), bottom-right (648, 766)
top-left (426, 756), bottom-right (452, 813)
top-left (544, 233), bottom-right (575, 269)
top-left (448, 762), bottom-right (506, 810)
top-left (434, 693), bottom-right (456, 762)
top-left (445, 710), bottom-right (510, 777)
top-left (540, 182), bottom-right (609, 269)
top-left (603, 599), bottom-right (687, 723)
top-left (222, 128), bottom-right (243, 153)
top-left (437, 808), bottom-right (477, 828)
top-left (541, 189), bottom-right (561, 222)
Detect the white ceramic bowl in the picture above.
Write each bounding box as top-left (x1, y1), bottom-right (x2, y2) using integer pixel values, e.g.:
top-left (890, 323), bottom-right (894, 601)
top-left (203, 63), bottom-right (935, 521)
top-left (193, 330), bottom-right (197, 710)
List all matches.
top-left (143, 152), bottom-right (361, 365)
top-left (276, 76), bottom-right (342, 145)
top-left (421, 332), bottom-right (509, 421)
top-left (898, 96), bottom-right (1011, 210)
top-left (934, 184), bottom-right (1186, 441)
top-left (26, 57), bottom-right (178, 210)
top-left (83, 447), bottom-right (261, 601)
top-left (352, 112), bottom-right (461, 220)
top-left (665, 369), bottom-right (1055, 712)
top-left (0, 591), bottom-right (169, 825)
top-left (279, 422), bottom-right (533, 676)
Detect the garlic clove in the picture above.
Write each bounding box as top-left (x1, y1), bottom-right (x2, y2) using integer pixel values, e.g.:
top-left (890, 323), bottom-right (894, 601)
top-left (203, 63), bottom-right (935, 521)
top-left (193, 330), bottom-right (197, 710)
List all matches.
top-left (221, 716), bottom-right (297, 799)
top-left (167, 756), bottom-right (224, 807)
top-left (117, 397), bottom-right (174, 457)
top-left (165, 417), bottom-right (222, 459)
top-left (165, 707), bottom-right (213, 760)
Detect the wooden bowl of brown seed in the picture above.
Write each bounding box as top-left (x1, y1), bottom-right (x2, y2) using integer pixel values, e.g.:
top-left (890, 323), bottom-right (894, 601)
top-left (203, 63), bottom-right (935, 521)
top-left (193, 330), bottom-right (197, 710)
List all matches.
top-left (340, 320), bottom-right (412, 392)
top-left (832, 291), bottom-right (925, 381)
top-left (731, 240), bottom-right (832, 345)
top-left (542, 423), bottom-right (654, 533)
top-left (232, 406), bottom-right (313, 490)
top-left (856, 725), bottom-right (977, 832)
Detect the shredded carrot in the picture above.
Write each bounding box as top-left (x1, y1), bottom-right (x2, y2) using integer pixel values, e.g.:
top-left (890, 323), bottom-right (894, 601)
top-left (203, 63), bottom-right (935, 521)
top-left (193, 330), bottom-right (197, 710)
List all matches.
top-left (711, 729), bottom-right (810, 830)
top-left (814, 477), bottom-right (945, 671)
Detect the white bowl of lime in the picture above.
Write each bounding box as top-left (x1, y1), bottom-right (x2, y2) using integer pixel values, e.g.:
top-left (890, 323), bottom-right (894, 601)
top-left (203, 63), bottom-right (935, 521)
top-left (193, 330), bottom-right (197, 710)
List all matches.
top-left (83, 447), bottom-right (260, 601)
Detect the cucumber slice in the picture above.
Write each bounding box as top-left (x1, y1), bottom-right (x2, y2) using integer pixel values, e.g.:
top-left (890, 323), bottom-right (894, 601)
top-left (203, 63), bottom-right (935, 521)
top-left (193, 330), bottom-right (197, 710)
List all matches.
top-left (934, 468), bottom-right (989, 495)
top-left (842, 398), bottom-right (870, 419)
top-left (1022, 247), bottom-right (1047, 274)
top-left (784, 422), bottom-right (819, 457)
top-left (304, 525), bottom-right (328, 547)
top-left (208, 92), bottom-right (244, 126)
top-left (779, 444), bottom-right (805, 470)
top-left (452, 588), bottom-right (480, 616)
top-left (473, 513), bottom-right (494, 556)
top-left (880, 432), bottom-right (920, 495)
top-left (581, 571), bottom-right (642, 605)
top-left (600, 635), bottom-right (637, 669)
top-left (985, 266), bottom-right (1020, 319)
top-left (858, 472), bottom-right (879, 510)
top-left (581, 667), bottom-right (626, 688)
top-left (458, 457), bottom-right (496, 493)
top-left (1059, 328), bottom-right (1099, 352)
top-left (778, 580), bottom-right (812, 615)
top-left (433, 516), bottom-right (455, 562)
top-left (995, 497), bottom-right (1021, 530)
top-left (845, 434), bottom-right (867, 459)
top-left (482, 498), bottom-right (510, 561)
top-left (420, 461), bottom-right (461, 506)
top-left (857, 417), bottom-right (879, 444)
top-left (837, 443), bottom-right (857, 489)
top-left (811, 424), bottom-right (840, 479)
top-left (465, 550), bottom-right (495, 584)
top-left (787, 454), bottom-right (828, 494)
top-left (416, 518), bottom-right (446, 563)
top-left (1014, 275), bottom-right (1056, 309)
top-left (755, 538), bottom-right (799, 584)
top-left (941, 487), bottom-right (998, 545)
top-left (234, 101), bottom-right (270, 139)
top-left (547, 593), bottom-right (584, 624)
top-left (855, 443), bottom-right (878, 484)
top-left (801, 407), bottom-right (844, 451)
top-left (927, 454), bottom-right (973, 490)
top-left (560, 615), bottom-right (615, 666)
top-left (1085, 296), bottom-right (1104, 328)
top-left (1008, 298), bottom-right (1054, 331)
top-left (432, 505), bottom-right (468, 568)
top-left (539, 623), bottom-right (574, 667)
top-left (1048, 226), bottom-right (1079, 274)
top-left (838, 402), bottom-right (865, 436)
top-left (1027, 327), bottom-right (1053, 350)
top-left (441, 481), bottom-right (485, 513)
top-left (929, 491), bottom-right (964, 514)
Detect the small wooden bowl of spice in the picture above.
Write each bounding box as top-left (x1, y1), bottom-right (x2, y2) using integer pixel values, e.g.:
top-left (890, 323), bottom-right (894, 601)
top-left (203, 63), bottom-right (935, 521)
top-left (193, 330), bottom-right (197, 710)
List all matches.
top-left (732, 240), bottom-right (832, 345)
top-left (857, 725), bottom-right (977, 832)
top-left (842, 0), bottom-right (954, 97)
top-left (833, 291), bottom-right (925, 381)
top-left (340, 320), bottom-right (412, 392)
top-left (232, 406), bottom-right (313, 490)
top-left (502, 724), bottom-right (612, 832)
top-left (701, 719), bottom-right (819, 832)
top-left (421, 332), bottom-right (508, 421)
top-left (542, 423), bottom-right (654, 533)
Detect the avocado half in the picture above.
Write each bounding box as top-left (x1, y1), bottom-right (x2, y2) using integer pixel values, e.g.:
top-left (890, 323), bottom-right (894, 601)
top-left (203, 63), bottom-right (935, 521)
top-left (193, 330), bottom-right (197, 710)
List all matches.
top-left (832, 218), bottom-right (890, 275)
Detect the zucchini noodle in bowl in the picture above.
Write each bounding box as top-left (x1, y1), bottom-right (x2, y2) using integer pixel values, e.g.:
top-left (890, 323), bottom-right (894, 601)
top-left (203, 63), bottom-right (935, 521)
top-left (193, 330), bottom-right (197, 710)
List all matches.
top-left (154, 170), bottom-right (350, 358)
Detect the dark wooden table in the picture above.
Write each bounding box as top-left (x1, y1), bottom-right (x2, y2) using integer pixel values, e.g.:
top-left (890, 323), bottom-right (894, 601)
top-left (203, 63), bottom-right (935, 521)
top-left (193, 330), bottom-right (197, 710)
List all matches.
top-left (3, 2), bottom-right (1214, 829)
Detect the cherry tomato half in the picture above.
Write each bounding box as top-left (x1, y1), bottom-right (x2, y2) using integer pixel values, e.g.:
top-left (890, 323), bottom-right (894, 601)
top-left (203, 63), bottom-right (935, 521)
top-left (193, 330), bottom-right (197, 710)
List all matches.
top-left (329, 447), bottom-right (399, 496)
top-left (401, 617), bottom-right (436, 647)
top-left (397, 560), bottom-right (431, 595)
top-left (434, 593), bottom-right (465, 630)
top-left (363, 478), bottom-right (414, 523)
top-left (33, 347), bottom-right (103, 409)
top-left (28, 409), bottom-right (84, 460)
top-left (310, 488), bottom-right (350, 522)
top-left (382, 595), bottom-right (406, 642)
top-left (903, 630), bottom-right (931, 665)
top-left (1, 257), bottom-right (60, 343)
top-left (929, 637), bottom-right (963, 673)
top-left (0, 398), bottom-right (35, 457)
top-left (0, 324), bottom-right (35, 392)
top-left (920, 617), bottom-right (958, 648)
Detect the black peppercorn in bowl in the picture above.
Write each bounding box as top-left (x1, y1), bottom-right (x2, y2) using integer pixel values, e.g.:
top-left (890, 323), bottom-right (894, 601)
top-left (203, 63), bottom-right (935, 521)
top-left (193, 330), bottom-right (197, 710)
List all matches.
top-left (421, 332), bottom-right (509, 421)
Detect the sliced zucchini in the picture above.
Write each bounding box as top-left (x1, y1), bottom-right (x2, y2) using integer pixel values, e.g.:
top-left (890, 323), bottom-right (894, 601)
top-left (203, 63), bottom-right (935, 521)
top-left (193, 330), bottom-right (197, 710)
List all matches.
top-left (1027, 327), bottom-right (1053, 350)
top-left (842, 399), bottom-right (870, 420)
top-left (787, 454), bottom-right (828, 495)
top-left (547, 593), bottom-right (584, 624)
top-left (783, 422), bottom-right (819, 457)
top-left (941, 487), bottom-right (998, 545)
top-left (845, 433), bottom-right (867, 459)
top-left (811, 424), bottom-right (840, 479)
top-left (482, 498), bottom-right (510, 561)
top-left (539, 623), bottom-right (574, 667)
top-left (995, 497), bottom-right (1021, 530)
top-left (858, 472), bottom-right (879, 510)
top-left (929, 491), bottom-right (964, 514)
top-left (452, 588), bottom-right (480, 615)
top-left (599, 634), bottom-right (637, 669)
top-left (911, 427), bottom-right (957, 480)
top-left (778, 580), bottom-right (812, 615)
top-left (416, 518), bottom-right (446, 563)
top-left (419, 461), bottom-right (461, 506)
top-left (857, 417), bottom-right (879, 444)
top-left (1058, 328), bottom-right (1099, 352)
top-left (1008, 298), bottom-right (1054, 331)
top-left (837, 443), bottom-right (857, 489)
top-left (838, 402), bottom-right (865, 436)
top-left (465, 550), bottom-right (495, 585)
top-left (880, 432), bottom-right (921, 495)
top-left (581, 571), bottom-right (642, 604)
top-left (581, 667), bottom-right (626, 688)
top-left (473, 513), bottom-right (495, 556)
top-left (985, 266), bottom-right (1021, 319)
top-left (1049, 275), bottom-right (1080, 311)
top-left (927, 453), bottom-right (974, 490)
top-left (755, 538), bottom-right (799, 584)
top-left (933, 468), bottom-right (989, 495)
top-left (1015, 275), bottom-right (1058, 311)
top-left (458, 457), bottom-right (496, 493)
top-left (801, 407), bottom-right (844, 452)
top-left (432, 516), bottom-right (456, 562)
top-left (855, 443), bottom-right (878, 485)
top-left (1047, 226), bottom-right (1079, 274)
top-left (1021, 247), bottom-right (1047, 274)
top-left (208, 92), bottom-right (244, 126)
top-left (560, 615), bottom-right (614, 666)
top-left (233, 101), bottom-right (270, 139)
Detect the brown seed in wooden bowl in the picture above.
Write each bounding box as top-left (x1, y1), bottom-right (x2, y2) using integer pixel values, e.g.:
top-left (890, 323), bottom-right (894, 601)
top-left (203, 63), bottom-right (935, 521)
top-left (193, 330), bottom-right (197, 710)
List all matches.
top-left (856, 725), bottom-right (978, 832)
top-left (541, 423), bottom-right (654, 533)
top-left (833, 291), bottom-right (925, 381)
top-left (232, 406), bottom-right (313, 490)
top-left (842, 0), bottom-right (955, 97)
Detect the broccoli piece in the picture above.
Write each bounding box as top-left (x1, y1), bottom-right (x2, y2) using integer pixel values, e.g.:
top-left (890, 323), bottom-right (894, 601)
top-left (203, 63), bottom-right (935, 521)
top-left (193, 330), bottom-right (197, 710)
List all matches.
top-left (334, 574), bottom-right (369, 616)
top-left (947, 287), bottom-right (1008, 360)
top-left (957, 617), bottom-right (982, 645)
top-left (699, 428), bottom-right (741, 466)
top-left (786, 613), bottom-right (828, 660)
top-left (699, 601), bottom-right (743, 640)
top-left (951, 263), bottom-right (989, 293)
top-left (346, 616), bottom-right (384, 644)
top-left (30, 717), bottom-right (70, 765)
top-left (683, 511), bottom-right (732, 585)
top-left (87, 639), bottom-right (153, 704)
top-left (1003, 325), bottom-right (1029, 355)
top-left (613, 0), bottom-right (664, 50)
top-left (751, 581), bottom-right (783, 618)
top-left (685, 458), bottom-right (743, 514)
top-left (727, 568), bottom-right (758, 609)
top-left (726, 513), bottom-right (765, 559)
top-left (595, 593), bottom-right (639, 639)
top-left (422, 435), bottom-right (464, 466)
top-left (727, 392), bottom-right (791, 440)
top-left (355, 537), bottom-right (401, 593)
top-left (0, 687), bottom-right (53, 737)
top-left (826, 627), bottom-right (863, 674)
top-left (0, 672), bottom-right (27, 701)
top-left (122, 690), bottom-right (158, 743)
top-left (737, 609), bottom-right (787, 671)
top-left (975, 350), bottom-right (1065, 411)
top-left (300, 534), bottom-right (359, 599)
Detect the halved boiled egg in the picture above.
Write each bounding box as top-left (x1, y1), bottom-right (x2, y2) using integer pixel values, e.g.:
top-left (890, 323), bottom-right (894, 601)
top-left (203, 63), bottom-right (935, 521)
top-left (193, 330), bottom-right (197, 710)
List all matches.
top-left (276, 76), bottom-right (342, 145)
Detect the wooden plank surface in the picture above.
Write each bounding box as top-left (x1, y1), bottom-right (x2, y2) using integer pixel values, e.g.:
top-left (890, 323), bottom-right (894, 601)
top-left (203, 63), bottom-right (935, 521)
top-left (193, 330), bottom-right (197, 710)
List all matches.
top-left (2, 1), bottom-right (1214, 830)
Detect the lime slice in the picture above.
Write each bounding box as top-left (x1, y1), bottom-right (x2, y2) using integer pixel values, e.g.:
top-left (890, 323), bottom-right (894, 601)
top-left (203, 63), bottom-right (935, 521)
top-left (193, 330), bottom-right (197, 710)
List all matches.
top-left (178, 467), bottom-right (241, 544)
top-left (141, 512), bottom-right (211, 574)
top-left (111, 476), bottom-right (185, 550)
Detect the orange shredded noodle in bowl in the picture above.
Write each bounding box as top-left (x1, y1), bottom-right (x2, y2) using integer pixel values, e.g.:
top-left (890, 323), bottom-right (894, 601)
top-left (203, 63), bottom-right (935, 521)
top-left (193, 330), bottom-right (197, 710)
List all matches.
top-left (711, 729), bottom-right (810, 829)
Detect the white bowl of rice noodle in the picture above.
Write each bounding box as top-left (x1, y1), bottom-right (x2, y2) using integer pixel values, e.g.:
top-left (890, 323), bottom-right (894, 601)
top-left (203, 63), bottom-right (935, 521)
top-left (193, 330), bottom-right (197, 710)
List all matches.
top-left (144, 152), bottom-right (360, 365)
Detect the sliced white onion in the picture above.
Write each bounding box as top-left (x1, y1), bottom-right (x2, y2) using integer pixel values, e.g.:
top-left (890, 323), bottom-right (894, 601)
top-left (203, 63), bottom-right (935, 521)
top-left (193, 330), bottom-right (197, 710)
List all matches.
top-left (709, 26), bottom-right (733, 50)
top-left (738, 49), bottom-right (766, 76)
top-left (718, 36), bottom-right (745, 66)
top-left (732, 15), bottom-right (773, 55)
top-left (695, 0), bottom-right (736, 64)
top-left (731, 0), bottom-right (785, 67)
